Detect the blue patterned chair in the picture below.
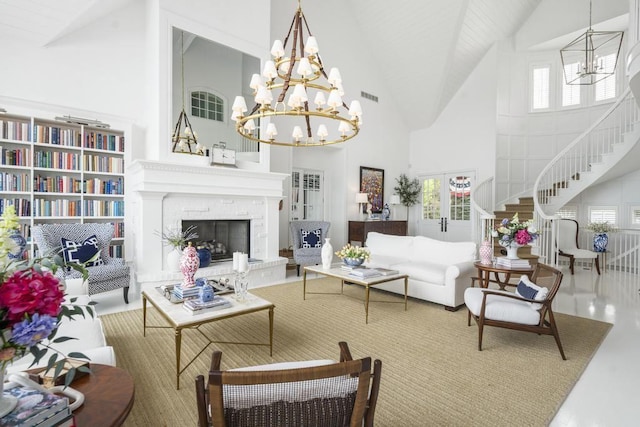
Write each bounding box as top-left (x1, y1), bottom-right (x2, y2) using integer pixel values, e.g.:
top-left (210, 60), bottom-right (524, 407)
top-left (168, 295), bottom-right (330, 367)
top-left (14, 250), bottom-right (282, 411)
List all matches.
top-left (289, 220), bottom-right (331, 276)
top-left (32, 223), bottom-right (130, 303)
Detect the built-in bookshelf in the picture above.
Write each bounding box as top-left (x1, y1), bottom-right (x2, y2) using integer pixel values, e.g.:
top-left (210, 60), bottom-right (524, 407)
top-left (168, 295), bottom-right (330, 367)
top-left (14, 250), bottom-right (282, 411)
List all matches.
top-left (0, 114), bottom-right (126, 258)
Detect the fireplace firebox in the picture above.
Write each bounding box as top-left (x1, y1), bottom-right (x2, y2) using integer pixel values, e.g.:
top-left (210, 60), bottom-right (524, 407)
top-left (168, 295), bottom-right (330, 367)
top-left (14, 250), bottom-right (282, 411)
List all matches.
top-left (182, 220), bottom-right (250, 263)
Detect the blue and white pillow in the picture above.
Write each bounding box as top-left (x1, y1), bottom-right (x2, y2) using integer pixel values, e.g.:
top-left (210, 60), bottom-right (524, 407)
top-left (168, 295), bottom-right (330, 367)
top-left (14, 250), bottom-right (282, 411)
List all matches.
top-left (301, 229), bottom-right (322, 248)
top-left (61, 235), bottom-right (104, 267)
top-left (515, 275), bottom-right (548, 309)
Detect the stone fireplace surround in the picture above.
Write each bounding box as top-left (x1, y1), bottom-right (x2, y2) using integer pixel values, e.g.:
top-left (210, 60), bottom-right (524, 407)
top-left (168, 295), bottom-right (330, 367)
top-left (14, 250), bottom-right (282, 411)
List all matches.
top-left (128, 160), bottom-right (288, 287)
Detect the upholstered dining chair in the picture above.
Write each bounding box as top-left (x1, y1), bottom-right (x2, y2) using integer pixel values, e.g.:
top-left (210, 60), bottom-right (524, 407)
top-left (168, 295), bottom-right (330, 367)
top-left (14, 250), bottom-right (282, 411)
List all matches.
top-left (464, 263), bottom-right (566, 359)
top-left (289, 220), bottom-right (331, 275)
top-left (195, 342), bottom-right (381, 427)
top-left (557, 218), bottom-right (600, 275)
top-left (32, 223), bottom-right (130, 303)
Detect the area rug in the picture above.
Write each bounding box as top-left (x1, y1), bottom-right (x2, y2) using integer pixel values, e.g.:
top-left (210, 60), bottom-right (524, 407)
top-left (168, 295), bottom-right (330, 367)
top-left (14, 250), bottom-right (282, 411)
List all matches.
top-left (101, 279), bottom-right (612, 426)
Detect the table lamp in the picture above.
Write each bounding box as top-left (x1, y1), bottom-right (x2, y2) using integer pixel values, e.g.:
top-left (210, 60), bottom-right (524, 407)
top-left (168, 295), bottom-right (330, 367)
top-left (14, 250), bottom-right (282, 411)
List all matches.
top-left (390, 195), bottom-right (401, 219)
top-left (356, 192), bottom-right (369, 219)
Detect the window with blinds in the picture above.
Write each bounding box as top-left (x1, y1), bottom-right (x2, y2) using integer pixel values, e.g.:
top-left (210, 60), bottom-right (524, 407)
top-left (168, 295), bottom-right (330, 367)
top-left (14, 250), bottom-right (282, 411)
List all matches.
top-left (562, 63), bottom-right (581, 106)
top-left (556, 205), bottom-right (578, 219)
top-left (588, 206), bottom-right (617, 224)
top-left (531, 65), bottom-right (550, 110)
top-left (595, 54), bottom-right (617, 102)
top-left (632, 206), bottom-right (640, 227)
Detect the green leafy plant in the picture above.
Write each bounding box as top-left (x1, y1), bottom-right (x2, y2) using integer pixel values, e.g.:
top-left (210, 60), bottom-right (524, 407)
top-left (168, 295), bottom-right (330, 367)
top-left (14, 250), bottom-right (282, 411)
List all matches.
top-left (586, 221), bottom-right (618, 233)
top-left (393, 174), bottom-right (421, 222)
top-left (335, 244), bottom-right (370, 261)
top-left (155, 225), bottom-right (199, 250)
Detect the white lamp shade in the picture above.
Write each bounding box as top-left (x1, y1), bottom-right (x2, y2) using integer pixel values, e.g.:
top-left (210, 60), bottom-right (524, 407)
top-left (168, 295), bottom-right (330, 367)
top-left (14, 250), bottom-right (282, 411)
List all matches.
top-left (232, 96), bottom-right (248, 113)
top-left (335, 81), bottom-right (345, 96)
top-left (328, 67), bottom-right (342, 85)
top-left (266, 123), bottom-right (278, 138)
top-left (390, 195), bottom-right (401, 205)
top-left (314, 92), bottom-right (326, 107)
top-left (278, 57), bottom-right (291, 73)
top-left (317, 124), bottom-right (328, 139)
top-left (255, 86), bottom-right (273, 105)
top-left (231, 110), bottom-right (241, 122)
top-left (293, 84), bottom-right (308, 102)
top-left (355, 192), bottom-right (369, 203)
top-left (262, 60), bottom-right (278, 79)
top-left (292, 126), bottom-right (303, 140)
top-left (327, 89), bottom-right (342, 108)
top-left (287, 93), bottom-right (301, 109)
top-left (304, 36), bottom-right (319, 55)
top-left (338, 121), bottom-right (351, 135)
top-left (249, 74), bottom-right (263, 90)
top-left (297, 57), bottom-right (313, 77)
top-left (348, 100), bottom-right (362, 118)
top-left (270, 40), bottom-right (285, 58)
top-left (244, 119), bottom-right (256, 131)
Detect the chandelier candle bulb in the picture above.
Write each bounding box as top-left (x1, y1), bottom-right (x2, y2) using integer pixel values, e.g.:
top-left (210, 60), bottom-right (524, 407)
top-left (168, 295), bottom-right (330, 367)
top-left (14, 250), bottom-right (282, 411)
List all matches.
top-left (271, 40), bottom-right (285, 58)
top-left (338, 121), bottom-right (350, 136)
top-left (297, 58), bottom-right (313, 77)
top-left (304, 36), bottom-right (319, 54)
top-left (328, 67), bottom-right (342, 84)
top-left (327, 90), bottom-right (342, 108)
top-left (249, 74), bottom-right (263, 90)
top-left (244, 119), bottom-right (256, 132)
top-left (266, 123), bottom-right (278, 139)
top-left (232, 96), bottom-right (247, 113)
top-left (317, 124), bottom-right (329, 139)
top-left (292, 126), bottom-right (303, 141)
top-left (314, 92), bottom-right (326, 108)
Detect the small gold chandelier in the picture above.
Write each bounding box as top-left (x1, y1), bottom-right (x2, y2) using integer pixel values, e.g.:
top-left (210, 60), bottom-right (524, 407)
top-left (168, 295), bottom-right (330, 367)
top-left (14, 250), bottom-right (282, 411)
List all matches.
top-left (560, 0), bottom-right (623, 85)
top-left (231, 0), bottom-right (362, 147)
top-left (172, 31), bottom-right (204, 155)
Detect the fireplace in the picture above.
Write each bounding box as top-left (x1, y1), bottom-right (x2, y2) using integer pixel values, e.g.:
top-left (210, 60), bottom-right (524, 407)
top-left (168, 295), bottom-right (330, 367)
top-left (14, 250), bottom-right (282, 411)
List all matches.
top-left (182, 219), bottom-right (250, 263)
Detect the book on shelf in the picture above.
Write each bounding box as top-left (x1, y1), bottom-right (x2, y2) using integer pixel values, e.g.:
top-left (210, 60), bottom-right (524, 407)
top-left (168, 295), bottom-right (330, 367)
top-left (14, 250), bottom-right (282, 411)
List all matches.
top-left (495, 257), bottom-right (531, 268)
top-left (0, 385), bottom-right (69, 427)
top-left (183, 296), bottom-right (232, 315)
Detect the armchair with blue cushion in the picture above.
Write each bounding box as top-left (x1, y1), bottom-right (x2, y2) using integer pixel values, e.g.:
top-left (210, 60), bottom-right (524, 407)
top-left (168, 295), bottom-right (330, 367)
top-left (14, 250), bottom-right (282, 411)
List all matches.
top-left (289, 220), bottom-right (331, 276)
top-left (32, 223), bottom-right (130, 303)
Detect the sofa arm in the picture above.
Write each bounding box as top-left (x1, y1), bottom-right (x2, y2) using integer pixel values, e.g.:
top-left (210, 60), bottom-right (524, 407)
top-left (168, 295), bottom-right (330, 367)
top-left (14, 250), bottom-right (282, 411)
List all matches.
top-left (444, 261), bottom-right (476, 282)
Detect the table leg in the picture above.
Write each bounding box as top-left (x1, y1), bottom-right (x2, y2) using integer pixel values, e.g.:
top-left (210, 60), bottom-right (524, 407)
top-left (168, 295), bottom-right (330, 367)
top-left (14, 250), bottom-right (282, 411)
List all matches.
top-left (142, 295), bottom-right (147, 337)
top-left (303, 269), bottom-right (307, 300)
top-left (365, 285), bottom-right (370, 324)
top-left (404, 277), bottom-right (408, 311)
top-left (268, 306), bottom-right (274, 357)
top-left (175, 328), bottom-right (182, 390)
top-left (480, 269), bottom-right (490, 288)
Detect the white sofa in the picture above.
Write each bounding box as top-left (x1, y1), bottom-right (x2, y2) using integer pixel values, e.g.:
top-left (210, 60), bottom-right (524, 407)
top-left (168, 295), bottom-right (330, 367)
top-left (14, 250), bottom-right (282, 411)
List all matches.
top-left (7, 294), bottom-right (116, 375)
top-left (364, 232), bottom-right (477, 310)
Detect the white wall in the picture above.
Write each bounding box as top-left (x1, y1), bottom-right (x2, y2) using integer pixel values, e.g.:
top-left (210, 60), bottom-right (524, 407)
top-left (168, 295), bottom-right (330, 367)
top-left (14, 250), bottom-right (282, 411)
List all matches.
top-left (407, 45), bottom-right (499, 235)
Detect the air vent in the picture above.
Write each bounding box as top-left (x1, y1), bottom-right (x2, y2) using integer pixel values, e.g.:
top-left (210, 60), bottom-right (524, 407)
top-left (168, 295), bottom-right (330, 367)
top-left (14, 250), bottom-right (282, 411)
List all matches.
top-left (360, 91), bottom-right (379, 103)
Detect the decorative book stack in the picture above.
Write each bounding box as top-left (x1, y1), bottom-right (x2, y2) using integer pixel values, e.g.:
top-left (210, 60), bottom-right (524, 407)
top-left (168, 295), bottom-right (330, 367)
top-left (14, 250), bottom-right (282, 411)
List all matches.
top-left (183, 296), bottom-right (232, 315)
top-left (172, 284), bottom-right (200, 301)
top-left (349, 268), bottom-right (382, 279)
top-left (0, 386), bottom-right (73, 427)
top-left (495, 257), bottom-right (531, 268)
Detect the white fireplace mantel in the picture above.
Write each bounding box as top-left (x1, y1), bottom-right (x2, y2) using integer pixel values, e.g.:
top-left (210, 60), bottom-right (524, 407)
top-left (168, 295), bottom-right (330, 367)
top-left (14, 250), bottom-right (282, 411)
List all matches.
top-left (128, 160), bottom-right (288, 283)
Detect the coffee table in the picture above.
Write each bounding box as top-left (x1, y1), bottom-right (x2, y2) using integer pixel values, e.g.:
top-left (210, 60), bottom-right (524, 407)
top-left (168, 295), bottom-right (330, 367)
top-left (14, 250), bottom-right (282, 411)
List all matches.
top-left (142, 289), bottom-right (274, 389)
top-left (303, 265), bottom-right (408, 324)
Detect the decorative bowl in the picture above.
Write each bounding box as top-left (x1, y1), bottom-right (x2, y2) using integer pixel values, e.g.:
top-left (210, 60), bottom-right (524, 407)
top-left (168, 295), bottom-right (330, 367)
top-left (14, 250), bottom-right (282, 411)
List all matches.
top-left (343, 257), bottom-right (365, 267)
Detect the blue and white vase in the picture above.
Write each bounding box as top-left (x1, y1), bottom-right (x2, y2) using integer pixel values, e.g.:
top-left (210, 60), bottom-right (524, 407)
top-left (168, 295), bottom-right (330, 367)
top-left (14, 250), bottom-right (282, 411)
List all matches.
top-left (593, 233), bottom-right (608, 253)
top-left (382, 203), bottom-right (391, 220)
top-left (7, 230), bottom-right (26, 261)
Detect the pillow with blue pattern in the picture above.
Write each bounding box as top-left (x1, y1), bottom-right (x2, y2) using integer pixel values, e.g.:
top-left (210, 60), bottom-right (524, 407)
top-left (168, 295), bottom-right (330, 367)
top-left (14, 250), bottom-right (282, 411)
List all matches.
top-left (515, 275), bottom-right (548, 309)
top-left (61, 235), bottom-right (105, 267)
top-left (300, 228), bottom-right (322, 248)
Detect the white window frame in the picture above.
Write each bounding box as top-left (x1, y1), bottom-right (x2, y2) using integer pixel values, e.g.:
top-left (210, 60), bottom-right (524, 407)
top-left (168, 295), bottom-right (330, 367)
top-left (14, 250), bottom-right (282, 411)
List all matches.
top-left (557, 205), bottom-right (578, 220)
top-left (530, 63), bottom-right (552, 112)
top-left (190, 88), bottom-right (227, 123)
top-left (560, 62), bottom-right (582, 108)
top-left (594, 53), bottom-right (619, 103)
top-left (631, 206), bottom-right (640, 228)
top-left (588, 206), bottom-right (618, 225)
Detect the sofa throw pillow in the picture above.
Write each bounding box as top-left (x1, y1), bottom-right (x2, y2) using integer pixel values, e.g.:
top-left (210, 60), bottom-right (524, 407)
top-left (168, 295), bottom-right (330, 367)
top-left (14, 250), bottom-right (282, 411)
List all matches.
top-left (61, 235), bottom-right (104, 267)
top-left (300, 229), bottom-right (322, 248)
top-left (515, 275), bottom-right (548, 309)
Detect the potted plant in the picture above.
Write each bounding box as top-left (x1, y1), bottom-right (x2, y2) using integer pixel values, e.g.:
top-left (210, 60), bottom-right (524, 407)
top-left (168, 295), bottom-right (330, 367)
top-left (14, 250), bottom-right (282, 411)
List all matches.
top-left (335, 244), bottom-right (370, 267)
top-left (393, 174), bottom-right (420, 223)
top-left (585, 221), bottom-right (617, 252)
top-left (155, 225), bottom-right (199, 271)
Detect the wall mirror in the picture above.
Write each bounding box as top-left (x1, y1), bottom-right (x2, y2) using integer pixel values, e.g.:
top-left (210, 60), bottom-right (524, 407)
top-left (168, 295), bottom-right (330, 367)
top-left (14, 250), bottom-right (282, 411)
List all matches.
top-left (171, 27), bottom-right (261, 163)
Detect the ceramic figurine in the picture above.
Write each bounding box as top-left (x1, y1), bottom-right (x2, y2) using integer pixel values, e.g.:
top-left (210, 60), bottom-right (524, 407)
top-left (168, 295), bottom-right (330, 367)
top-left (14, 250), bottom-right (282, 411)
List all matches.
top-left (180, 242), bottom-right (199, 288)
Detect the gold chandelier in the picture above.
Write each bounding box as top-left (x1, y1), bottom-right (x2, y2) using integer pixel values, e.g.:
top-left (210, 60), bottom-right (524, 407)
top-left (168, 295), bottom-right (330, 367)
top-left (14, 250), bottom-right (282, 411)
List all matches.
top-left (231, 0), bottom-right (362, 147)
top-left (172, 31), bottom-right (205, 155)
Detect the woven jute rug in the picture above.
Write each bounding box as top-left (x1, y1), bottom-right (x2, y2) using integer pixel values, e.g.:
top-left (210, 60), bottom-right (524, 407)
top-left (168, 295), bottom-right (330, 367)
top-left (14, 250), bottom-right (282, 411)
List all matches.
top-left (101, 279), bottom-right (611, 426)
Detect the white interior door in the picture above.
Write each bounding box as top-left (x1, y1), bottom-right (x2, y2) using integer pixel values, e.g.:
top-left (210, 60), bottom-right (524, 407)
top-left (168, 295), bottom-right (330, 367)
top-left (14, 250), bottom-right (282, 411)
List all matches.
top-left (291, 168), bottom-right (324, 221)
top-left (417, 172), bottom-right (473, 241)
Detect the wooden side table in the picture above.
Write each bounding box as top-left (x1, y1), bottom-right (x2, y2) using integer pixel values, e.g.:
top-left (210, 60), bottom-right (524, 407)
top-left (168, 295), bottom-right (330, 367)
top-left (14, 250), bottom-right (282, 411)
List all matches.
top-left (473, 261), bottom-right (534, 290)
top-left (71, 364), bottom-right (135, 426)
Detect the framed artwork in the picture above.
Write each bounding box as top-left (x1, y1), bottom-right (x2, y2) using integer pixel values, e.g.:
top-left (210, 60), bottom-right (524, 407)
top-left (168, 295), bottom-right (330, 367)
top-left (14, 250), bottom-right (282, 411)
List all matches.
top-left (360, 166), bottom-right (384, 213)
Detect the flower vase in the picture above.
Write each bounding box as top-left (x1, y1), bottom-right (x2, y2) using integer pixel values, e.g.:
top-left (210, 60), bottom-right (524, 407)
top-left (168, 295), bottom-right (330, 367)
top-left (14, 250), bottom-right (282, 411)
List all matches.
top-left (7, 230), bottom-right (26, 261)
top-left (321, 238), bottom-right (333, 269)
top-left (167, 247), bottom-right (182, 272)
top-left (505, 245), bottom-right (520, 260)
top-left (180, 244), bottom-right (200, 288)
top-left (479, 240), bottom-right (493, 265)
top-left (0, 369), bottom-right (18, 418)
top-left (593, 233), bottom-right (608, 252)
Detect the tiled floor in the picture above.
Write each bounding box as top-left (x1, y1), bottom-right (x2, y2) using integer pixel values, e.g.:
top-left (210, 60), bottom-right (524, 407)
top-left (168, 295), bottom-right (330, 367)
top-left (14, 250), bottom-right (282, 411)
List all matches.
top-left (91, 263), bottom-right (640, 426)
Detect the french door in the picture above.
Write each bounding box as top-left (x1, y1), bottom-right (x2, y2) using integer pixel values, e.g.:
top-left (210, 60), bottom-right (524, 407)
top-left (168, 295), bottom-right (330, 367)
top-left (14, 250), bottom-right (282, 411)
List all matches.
top-left (290, 169), bottom-right (324, 221)
top-left (417, 172), bottom-right (474, 241)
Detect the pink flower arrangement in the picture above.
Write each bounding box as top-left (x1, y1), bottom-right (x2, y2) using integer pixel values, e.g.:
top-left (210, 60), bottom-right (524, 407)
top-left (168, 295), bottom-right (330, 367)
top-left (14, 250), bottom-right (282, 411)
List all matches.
top-left (491, 213), bottom-right (540, 248)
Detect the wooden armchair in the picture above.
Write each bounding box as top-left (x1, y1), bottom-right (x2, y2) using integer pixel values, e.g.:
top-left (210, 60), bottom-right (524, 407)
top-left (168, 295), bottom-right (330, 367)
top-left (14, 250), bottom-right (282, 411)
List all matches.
top-left (557, 218), bottom-right (600, 275)
top-left (195, 342), bottom-right (382, 427)
top-left (464, 263), bottom-right (566, 359)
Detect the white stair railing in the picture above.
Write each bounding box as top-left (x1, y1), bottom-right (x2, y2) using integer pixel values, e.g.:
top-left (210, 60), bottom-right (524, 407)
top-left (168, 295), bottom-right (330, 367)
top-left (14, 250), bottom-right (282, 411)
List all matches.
top-left (533, 87), bottom-right (640, 266)
top-left (471, 177), bottom-right (495, 252)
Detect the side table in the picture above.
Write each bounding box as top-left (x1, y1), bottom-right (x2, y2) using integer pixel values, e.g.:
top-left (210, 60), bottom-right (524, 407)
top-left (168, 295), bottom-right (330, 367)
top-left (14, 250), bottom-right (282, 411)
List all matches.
top-left (71, 364), bottom-right (135, 426)
top-left (473, 261), bottom-right (534, 290)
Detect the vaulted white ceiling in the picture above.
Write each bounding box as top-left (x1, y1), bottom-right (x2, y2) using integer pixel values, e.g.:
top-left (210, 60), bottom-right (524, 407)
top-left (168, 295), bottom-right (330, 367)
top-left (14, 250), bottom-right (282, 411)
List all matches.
top-left (0, 0), bottom-right (629, 131)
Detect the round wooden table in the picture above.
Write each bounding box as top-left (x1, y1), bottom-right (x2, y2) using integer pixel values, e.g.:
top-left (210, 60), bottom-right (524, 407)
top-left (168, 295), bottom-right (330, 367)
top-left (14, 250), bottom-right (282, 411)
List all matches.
top-left (71, 364), bottom-right (135, 426)
top-left (473, 261), bottom-right (534, 290)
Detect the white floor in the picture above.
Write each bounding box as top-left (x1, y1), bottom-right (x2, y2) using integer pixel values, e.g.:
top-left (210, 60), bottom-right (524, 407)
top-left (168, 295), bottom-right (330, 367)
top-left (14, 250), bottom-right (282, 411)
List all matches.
top-left (90, 264), bottom-right (640, 426)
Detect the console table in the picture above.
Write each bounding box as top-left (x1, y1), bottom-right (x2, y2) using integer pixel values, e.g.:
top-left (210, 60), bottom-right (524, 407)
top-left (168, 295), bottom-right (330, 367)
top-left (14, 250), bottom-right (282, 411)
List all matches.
top-left (348, 220), bottom-right (407, 246)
